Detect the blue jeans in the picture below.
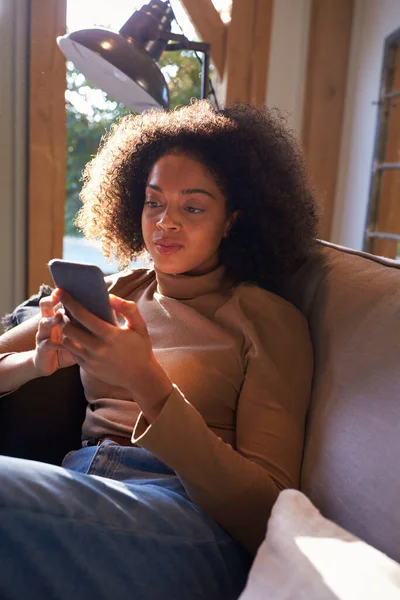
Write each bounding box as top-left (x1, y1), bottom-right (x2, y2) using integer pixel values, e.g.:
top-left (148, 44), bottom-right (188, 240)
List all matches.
top-left (0, 440), bottom-right (251, 599)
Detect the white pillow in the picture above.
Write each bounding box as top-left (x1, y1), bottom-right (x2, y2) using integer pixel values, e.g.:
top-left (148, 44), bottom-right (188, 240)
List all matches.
top-left (239, 489), bottom-right (400, 600)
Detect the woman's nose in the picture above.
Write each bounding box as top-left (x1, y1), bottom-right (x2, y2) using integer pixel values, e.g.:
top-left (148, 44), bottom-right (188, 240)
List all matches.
top-left (156, 210), bottom-right (180, 230)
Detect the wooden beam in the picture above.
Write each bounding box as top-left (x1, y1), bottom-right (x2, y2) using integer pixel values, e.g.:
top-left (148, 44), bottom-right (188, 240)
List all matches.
top-left (181, 0), bottom-right (273, 106)
top-left (249, 0), bottom-right (274, 106)
top-left (179, 0), bottom-right (227, 78)
top-left (28, 0), bottom-right (67, 295)
top-left (224, 0), bottom-right (256, 104)
top-left (302, 0), bottom-right (354, 241)
top-left (222, 0), bottom-right (273, 106)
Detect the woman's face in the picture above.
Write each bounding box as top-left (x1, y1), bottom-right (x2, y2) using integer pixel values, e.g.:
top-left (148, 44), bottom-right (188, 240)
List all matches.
top-left (141, 153), bottom-right (232, 276)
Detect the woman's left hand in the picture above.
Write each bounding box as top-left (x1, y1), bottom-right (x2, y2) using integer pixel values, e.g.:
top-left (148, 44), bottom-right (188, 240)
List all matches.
top-left (53, 290), bottom-right (173, 423)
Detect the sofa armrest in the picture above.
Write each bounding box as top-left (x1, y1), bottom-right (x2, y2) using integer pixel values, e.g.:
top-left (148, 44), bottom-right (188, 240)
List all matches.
top-left (1, 286), bottom-right (87, 465)
top-left (0, 364), bottom-right (87, 466)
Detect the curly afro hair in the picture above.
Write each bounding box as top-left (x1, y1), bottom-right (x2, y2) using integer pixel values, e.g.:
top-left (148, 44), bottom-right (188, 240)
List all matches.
top-left (76, 100), bottom-right (320, 293)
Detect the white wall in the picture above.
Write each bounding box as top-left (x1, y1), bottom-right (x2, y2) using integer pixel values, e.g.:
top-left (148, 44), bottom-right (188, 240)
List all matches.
top-left (266, 0), bottom-right (311, 138)
top-left (331, 0), bottom-right (400, 249)
top-left (0, 0), bottom-right (29, 317)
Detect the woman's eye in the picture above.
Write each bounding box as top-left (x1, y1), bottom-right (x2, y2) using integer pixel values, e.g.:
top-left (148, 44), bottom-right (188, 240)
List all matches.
top-left (185, 206), bottom-right (204, 214)
top-left (144, 200), bottom-right (161, 208)
top-left (144, 201), bottom-right (204, 214)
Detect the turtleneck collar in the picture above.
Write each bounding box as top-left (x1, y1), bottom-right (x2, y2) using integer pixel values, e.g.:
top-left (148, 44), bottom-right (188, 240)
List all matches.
top-left (154, 263), bottom-right (232, 300)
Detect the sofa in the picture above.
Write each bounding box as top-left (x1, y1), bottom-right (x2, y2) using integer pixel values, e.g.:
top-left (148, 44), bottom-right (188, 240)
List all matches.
top-left (1, 240), bottom-right (400, 597)
top-left (240, 240), bottom-right (400, 597)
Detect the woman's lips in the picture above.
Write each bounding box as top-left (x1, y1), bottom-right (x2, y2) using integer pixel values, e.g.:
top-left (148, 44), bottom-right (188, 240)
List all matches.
top-left (155, 243), bottom-right (183, 255)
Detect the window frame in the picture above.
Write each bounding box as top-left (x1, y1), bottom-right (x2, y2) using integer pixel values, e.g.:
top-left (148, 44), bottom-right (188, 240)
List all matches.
top-left (28, 0), bottom-right (67, 296)
top-left (363, 27), bottom-right (400, 257)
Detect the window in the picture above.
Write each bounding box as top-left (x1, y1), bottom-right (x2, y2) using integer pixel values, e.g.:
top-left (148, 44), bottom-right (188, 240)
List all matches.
top-left (63, 0), bottom-right (201, 273)
top-left (364, 28), bottom-right (400, 259)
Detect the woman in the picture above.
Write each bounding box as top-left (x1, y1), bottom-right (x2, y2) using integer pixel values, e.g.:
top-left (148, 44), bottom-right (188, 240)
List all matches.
top-left (0, 101), bottom-right (319, 599)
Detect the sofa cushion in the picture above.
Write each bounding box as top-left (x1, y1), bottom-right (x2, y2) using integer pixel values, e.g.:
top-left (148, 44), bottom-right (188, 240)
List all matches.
top-left (239, 489), bottom-right (400, 600)
top-left (282, 241), bottom-right (400, 563)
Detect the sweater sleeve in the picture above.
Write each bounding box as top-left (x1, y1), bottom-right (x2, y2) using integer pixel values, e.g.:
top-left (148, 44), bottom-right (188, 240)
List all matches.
top-left (0, 353), bottom-right (18, 397)
top-left (132, 300), bottom-right (313, 555)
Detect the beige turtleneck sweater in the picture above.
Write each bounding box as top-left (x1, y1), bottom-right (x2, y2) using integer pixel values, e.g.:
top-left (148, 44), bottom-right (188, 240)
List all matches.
top-left (82, 265), bottom-right (313, 554)
top-left (0, 264), bottom-right (313, 555)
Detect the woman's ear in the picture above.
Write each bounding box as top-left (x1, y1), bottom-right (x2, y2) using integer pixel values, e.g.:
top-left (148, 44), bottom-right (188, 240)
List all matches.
top-left (223, 210), bottom-right (239, 238)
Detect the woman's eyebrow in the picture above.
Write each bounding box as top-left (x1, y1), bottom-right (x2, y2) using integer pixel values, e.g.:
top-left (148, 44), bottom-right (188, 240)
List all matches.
top-left (146, 184), bottom-right (162, 192)
top-left (146, 184), bottom-right (216, 200)
top-left (181, 188), bottom-right (216, 200)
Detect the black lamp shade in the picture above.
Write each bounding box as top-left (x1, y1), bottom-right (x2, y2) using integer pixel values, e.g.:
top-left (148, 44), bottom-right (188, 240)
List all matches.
top-left (58, 29), bottom-right (169, 111)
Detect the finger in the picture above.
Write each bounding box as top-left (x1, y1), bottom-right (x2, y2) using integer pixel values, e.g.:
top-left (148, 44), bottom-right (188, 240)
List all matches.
top-left (39, 296), bottom-right (56, 319)
top-left (58, 335), bottom-right (87, 360)
top-left (36, 313), bottom-right (62, 342)
top-left (52, 288), bottom-right (62, 304)
top-left (60, 319), bottom-right (102, 352)
top-left (55, 306), bottom-right (67, 320)
top-left (36, 318), bottom-right (51, 344)
top-left (42, 340), bottom-right (80, 366)
top-left (57, 291), bottom-right (113, 338)
top-left (109, 295), bottom-right (148, 335)
top-left (44, 334), bottom-right (85, 357)
top-left (37, 337), bottom-right (62, 351)
top-left (50, 289), bottom-right (63, 310)
top-left (50, 312), bottom-right (64, 343)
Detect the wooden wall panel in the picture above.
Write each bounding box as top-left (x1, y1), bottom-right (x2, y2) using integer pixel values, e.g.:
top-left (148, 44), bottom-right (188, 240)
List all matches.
top-left (181, 0), bottom-right (273, 107)
top-left (224, 0), bottom-right (273, 106)
top-left (179, 0), bottom-right (227, 77)
top-left (302, 0), bottom-right (354, 241)
top-left (249, 0), bottom-right (274, 106)
top-left (28, 0), bottom-right (67, 294)
top-left (224, 0), bottom-right (256, 104)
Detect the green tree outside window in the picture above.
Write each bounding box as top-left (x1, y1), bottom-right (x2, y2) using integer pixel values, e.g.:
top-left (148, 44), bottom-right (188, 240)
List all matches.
top-left (66, 50), bottom-right (203, 236)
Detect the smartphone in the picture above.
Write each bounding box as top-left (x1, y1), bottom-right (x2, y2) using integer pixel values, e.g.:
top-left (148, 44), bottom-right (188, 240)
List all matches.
top-left (48, 259), bottom-right (115, 330)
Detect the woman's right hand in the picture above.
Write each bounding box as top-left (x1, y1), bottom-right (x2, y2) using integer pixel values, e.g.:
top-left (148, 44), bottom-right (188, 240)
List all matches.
top-left (33, 294), bottom-right (77, 377)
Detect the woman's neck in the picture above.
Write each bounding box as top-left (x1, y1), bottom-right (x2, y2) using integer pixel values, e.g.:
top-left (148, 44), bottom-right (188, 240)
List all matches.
top-left (154, 263), bottom-right (231, 300)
